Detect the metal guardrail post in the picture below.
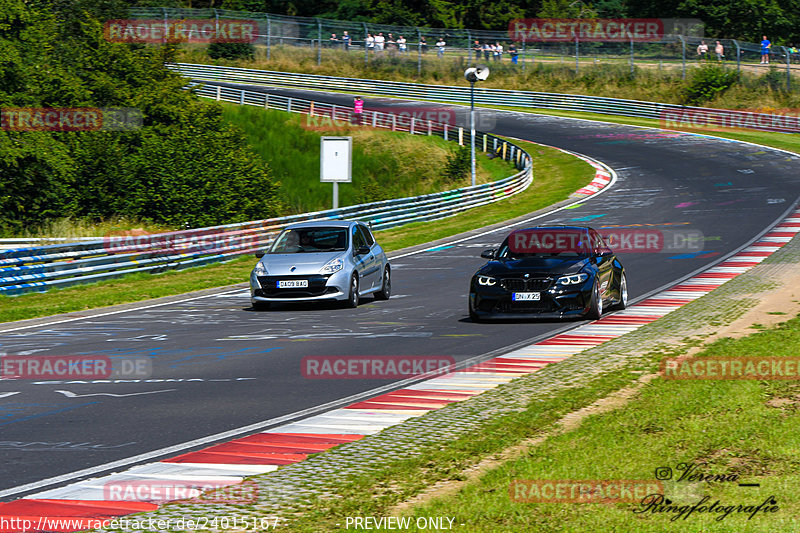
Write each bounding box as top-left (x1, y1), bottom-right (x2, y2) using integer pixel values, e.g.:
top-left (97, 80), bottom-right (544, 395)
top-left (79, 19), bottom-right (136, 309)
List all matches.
top-left (162, 7), bottom-right (168, 46)
top-left (264, 92), bottom-right (269, 108)
top-left (266, 15), bottom-right (271, 60)
top-left (678, 35), bottom-right (686, 80)
top-left (785, 46), bottom-right (791, 91)
top-left (363, 22), bottom-right (369, 65)
top-left (733, 39), bottom-right (740, 75)
top-left (467, 29), bottom-right (472, 62)
top-left (316, 18), bottom-right (322, 66)
top-left (575, 35), bottom-right (579, 74)
top-left (417, 28), bottom-right (422, 76)
top-left (287, 97), bottom-right (292, 112)
top-left (629, 37), bottom-right (634, 76)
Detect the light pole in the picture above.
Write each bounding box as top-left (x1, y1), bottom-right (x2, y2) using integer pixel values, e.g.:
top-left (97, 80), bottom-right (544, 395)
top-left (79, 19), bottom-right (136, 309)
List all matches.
top-left (464, 65), bottom-right (489, 187)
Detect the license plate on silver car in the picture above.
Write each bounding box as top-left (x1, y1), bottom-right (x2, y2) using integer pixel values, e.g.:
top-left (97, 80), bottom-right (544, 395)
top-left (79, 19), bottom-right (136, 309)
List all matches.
top-left (277, 280), bottom-right (308, 288)
top-left (512, 292), bottom-right (540, 301)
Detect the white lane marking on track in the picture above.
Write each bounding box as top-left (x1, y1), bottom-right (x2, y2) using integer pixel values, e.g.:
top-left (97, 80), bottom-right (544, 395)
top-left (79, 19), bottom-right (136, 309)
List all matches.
top-left (0, 392), bottom-right (21, 399)
top-left (54, 389), bottom-right (177, 398)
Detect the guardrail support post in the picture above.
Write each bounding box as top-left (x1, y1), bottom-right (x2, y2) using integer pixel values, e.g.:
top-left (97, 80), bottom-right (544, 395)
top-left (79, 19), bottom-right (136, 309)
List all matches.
top-left (785, 46), bottom-right (791, 91)
top-left (466, 30), bottom-right (472, 62)
top-left (427, 120), bottom-right (432, 135)
top-left (363, 22), bottom-right (369, 65)
top-left (733, 39), bottom-right (741, 75)
top-left (417, 28), bottom-right (423, 76)
top-left (630, 37), bottom-right (634, 76)
top-left (410, 117), bottom-right (415, 134)
top-left (458, 127), bottom-right (463, 146)
top-left (392, 114), bottom-right (396, 131)
top-left (216, 86), bottom-right (221, 101)
top-left (266, 15), bottom-right (271, 60)
top-left (372, 111), bottom-right (377, 127)
top-left (264, 93), bottom-right (269, 108)
top-left (575, 35), bottom-right (579, 74)
top-left (310, 102), bottom-right (314, 116)
top-left (316, 18), bottom-right (322, 66)
top-left (444, 124), bottom-right (448, 140)
top-left (678, 35), bottom-right (686, 80)
top-left (239, 90), bottom-right (245, 105)
top-left (287, 97), bottom-right (292, 112)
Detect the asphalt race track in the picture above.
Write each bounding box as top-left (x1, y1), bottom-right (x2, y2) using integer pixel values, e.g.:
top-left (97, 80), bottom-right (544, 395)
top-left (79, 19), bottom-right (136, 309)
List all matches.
top-left (2, 84), bottom-right (800, 499)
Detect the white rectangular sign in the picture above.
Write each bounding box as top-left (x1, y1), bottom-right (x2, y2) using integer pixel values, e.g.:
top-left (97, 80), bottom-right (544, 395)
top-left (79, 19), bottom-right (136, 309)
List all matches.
top-left (320, 136), bottom-right (352, 183)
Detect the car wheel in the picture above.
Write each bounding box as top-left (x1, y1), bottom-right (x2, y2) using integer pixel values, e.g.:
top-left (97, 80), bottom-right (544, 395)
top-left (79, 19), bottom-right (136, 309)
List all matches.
top-left (375, 266), bottom-right (391, 300)
top-left (586, 281), bottom-right (603, 319)
top-left (469, 299), bottom-right (481, 322)
top-left (611, 272), bottom-right (628, 310)
top-left (345, 274), bottom-right (359, 308)
top-left (252, 301), bottom-right (270, 311)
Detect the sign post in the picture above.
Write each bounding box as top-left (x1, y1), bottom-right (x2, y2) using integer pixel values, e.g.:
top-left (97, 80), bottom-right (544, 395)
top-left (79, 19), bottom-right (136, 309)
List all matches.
top-left (320, 136), bottom-right (352, 209)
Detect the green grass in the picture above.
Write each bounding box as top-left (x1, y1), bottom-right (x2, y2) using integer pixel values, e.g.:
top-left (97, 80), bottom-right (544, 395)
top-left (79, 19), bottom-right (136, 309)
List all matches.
top-left (395, 317), bottom-right (800, 532)
top-left (0, 142), bottom-right (587, 324)
top-left (220, 104), bottom-right (512, 214)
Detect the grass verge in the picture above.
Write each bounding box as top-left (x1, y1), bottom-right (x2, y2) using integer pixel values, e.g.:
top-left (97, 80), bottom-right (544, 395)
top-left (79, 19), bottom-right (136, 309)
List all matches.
top-left (398, 317), bottom-right (800, 532)
top-left (0, 142), bottom-right (587, 324)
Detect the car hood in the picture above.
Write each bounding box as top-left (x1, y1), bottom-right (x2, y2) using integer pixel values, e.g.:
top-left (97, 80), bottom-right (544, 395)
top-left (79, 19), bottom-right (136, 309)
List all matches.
top-left (479, 257), bottom-right (590, 276)
top-left (259, 253), bottom-right (344, 275)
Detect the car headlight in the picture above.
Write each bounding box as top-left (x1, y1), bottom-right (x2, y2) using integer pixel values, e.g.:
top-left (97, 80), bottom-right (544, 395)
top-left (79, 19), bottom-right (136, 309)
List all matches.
top-left (477, 275), bottom-right (497, 286)
top-left (253, 263), bottom-right (268, 276)
top-left (320, 257), bottom-right (344, 274)
top-left (556, 273), bottom-right (589, 285)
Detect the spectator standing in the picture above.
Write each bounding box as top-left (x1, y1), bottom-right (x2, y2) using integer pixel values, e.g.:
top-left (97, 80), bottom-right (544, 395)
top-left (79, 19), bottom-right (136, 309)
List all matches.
top-left (696, 40), bottom-right (708, 60)
top-left (472, 39), bottom-right (481, 60)
top-left (342, 31), bottom-right (351, 51)
top-left (375, 32), bottom-right (385, 52)
top-left (483, 42), bottom-right (491, 61)
top-left (397, 35), bottom-right (407, 54)
top-left (760, 35), bottom-right (771, 64)
top-left (420, 36), bottom-right (428, 54)
top-left (715, 40), bottom-right (724, 62)
top-left (366, 33), bottom-right (375, 52)
top-left (494, 42), bottom-right (503, 61)
top-left (508, 42), bottom-right (519, 64)
top-left (436, 37), bottom-right (446, 57)
top-left (352, 96), bottom-right (364, 125)
top-left (387, 33), bottom-right (396, 53)
top-left (329, 33), bottom-right (339, 48)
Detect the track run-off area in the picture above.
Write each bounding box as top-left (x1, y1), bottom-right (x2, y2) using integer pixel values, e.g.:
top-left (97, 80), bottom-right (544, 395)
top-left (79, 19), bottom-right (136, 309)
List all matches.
top-left (1, 84), bottom-right (799, 514)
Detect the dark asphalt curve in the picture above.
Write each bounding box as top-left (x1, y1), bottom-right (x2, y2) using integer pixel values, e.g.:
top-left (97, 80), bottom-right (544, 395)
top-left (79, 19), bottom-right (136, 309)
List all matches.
top-left (1, 83), bottom-right (799, 499)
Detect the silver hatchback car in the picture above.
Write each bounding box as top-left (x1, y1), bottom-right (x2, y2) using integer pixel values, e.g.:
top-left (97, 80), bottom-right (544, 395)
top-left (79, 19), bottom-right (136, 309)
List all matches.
top-left (250, 220), bottom-right (390, 309)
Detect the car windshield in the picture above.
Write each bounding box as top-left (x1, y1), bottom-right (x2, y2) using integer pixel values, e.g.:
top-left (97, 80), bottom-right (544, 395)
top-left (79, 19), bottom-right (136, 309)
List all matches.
top-left (269, 228), bottom-right (348, 254)
top-left (497, 229), bottom-right (594, 259)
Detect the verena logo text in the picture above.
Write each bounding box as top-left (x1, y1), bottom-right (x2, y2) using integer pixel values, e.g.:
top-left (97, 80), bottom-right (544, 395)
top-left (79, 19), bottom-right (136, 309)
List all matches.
top-left (510, 479), bottom-right (664, 503)
top-left (0, 355), bottom-right (151, 380)
top-left (102, 479), bottom-right (258, 504)
top-left (302, 356), bottom-right (456, 379)
top-left (104, 19), bottom-right (258, 43)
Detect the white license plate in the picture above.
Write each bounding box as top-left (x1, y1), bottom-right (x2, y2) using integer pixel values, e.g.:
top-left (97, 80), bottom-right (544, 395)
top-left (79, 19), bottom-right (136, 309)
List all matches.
top-left (512, 292), bottom-right (540, 301)
top-left (277, 280), bottom-right (308, 288)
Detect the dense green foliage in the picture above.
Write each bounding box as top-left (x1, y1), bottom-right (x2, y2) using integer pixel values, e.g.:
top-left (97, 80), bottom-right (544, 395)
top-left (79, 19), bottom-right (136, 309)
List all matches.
top-left (681, 64), bottom-right (740, 105)
top-left (440, 146), bottom-right (471, 183)
top-left (0, 0), bottom-right (282, 233)
top-left (208, 42), bottom-right (255, 60)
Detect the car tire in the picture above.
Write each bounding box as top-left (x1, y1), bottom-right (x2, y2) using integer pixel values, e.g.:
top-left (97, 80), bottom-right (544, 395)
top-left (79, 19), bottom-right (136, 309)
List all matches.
top-left (586, 281), bottom-right (603, 319)
top-left (610, 272), bottom-right (628, 310)
top-left (469, 300), bottom-right (481, 322)
top-left (375, 266), bottom-right (391, 300)
top-left (252, 301), bottom-right (270, 311)
top-left (345, 274), bottom-right (359, 308)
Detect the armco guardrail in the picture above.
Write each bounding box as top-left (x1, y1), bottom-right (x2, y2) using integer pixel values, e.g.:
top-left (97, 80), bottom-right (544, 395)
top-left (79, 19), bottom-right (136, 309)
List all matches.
top-left (0, 86), bottom-right (532, 297)
top-left (173, 63), bottom-right (800, 134)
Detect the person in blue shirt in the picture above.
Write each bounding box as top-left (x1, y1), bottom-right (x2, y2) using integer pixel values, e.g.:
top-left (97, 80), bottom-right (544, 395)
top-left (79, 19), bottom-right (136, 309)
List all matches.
top-left (761, 36), bottom-right (771, 64)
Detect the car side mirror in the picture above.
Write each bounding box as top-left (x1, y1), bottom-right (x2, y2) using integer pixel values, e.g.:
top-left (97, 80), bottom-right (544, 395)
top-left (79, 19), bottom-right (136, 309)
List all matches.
top-left (480, 249), bottom-right (496, 259)
top-left (255, 251), bottom-right (265, 258)
top-left (356, 245), bottom-right (371, 255)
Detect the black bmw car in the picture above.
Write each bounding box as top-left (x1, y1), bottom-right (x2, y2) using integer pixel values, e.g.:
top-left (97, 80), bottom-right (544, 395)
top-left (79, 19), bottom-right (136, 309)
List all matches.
top-left (469, 226), bottom-right (628, 321)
